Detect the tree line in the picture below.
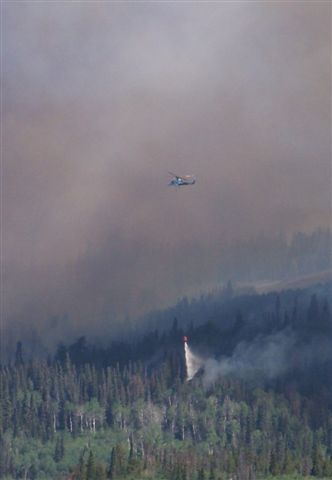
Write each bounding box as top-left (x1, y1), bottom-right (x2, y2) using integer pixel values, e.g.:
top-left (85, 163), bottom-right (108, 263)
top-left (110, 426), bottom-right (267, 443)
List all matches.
top-left (1, 288), bottom-right (332, 479)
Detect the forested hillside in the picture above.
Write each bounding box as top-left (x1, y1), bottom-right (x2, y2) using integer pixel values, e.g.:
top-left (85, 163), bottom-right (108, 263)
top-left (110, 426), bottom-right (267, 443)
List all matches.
top-left (3, 228), bottom-right (331, 363)
top-left (1, 284), bottom-right (332, 480)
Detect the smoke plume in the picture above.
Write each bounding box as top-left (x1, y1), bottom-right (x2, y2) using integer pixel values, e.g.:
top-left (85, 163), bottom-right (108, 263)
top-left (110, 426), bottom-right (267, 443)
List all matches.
top-left (2, 2), bottom-right (331, 348)
top-left (203, 329), bottom-right (296, 385)
top-left (181, 328), bottom-right (332, 386)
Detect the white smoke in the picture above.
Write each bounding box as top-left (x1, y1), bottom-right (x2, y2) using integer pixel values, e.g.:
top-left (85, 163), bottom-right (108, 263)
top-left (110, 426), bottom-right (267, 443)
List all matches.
top-left (185, 328), bottom-right (332, 385)
top-left (203, 329), bottom-right (297, 385)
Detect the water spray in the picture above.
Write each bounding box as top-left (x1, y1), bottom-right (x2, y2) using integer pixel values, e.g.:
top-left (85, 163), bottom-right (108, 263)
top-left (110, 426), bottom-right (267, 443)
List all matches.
top-left (183, 336), bottom-right (204, 381)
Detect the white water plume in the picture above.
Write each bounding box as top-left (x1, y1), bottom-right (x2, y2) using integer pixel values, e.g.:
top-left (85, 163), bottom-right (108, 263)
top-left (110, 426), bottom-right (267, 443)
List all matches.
top-left (184, 343), bottom-right (204, 381)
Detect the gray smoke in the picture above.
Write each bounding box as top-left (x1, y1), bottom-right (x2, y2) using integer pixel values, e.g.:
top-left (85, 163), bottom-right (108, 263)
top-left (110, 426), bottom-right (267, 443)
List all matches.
top-left (202, 329), bottom-right (332, 385)
top-left (2, 2), bottom-right (331, 349)
top-left (204, 329), bottom-right (296, 384)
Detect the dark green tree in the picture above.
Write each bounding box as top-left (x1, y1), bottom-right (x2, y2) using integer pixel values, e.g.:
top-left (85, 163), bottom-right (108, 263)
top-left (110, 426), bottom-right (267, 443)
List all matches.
top-left (15, 341), bottom-right (24, 367)
top-left (86, 450), bottom-right (96, 480)
top-left (54, 435), bottom-right (65, 462)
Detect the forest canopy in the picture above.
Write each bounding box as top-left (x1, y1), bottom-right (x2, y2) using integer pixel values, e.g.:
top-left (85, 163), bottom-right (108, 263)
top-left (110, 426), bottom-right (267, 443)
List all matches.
top-left (1, 282), bottom-right (332, 479)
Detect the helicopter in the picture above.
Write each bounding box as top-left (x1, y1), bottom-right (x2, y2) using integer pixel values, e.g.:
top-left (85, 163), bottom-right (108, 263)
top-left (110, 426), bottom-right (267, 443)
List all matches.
top-left (168, 172), bottom-right (196, 187)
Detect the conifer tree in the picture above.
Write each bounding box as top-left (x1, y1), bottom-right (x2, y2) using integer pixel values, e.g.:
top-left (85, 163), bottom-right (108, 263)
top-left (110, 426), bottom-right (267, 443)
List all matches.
top-left (197, 467), bottom-right (206, 480)
top-left (86, 450), bottom-right (96, 480)
top-left (312, 443), bottom-right (325, 477)
top-left (15, 341), bottom-right (24, 367)
top-left (54, 435), bottom-right (65, 462)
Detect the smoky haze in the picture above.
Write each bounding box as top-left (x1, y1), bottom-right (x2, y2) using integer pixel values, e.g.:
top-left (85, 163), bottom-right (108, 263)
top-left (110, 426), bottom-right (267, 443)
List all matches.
top-left (203, 329), bottom-right (297, 385)
top-left (2, 3), bottom-right (331, 344)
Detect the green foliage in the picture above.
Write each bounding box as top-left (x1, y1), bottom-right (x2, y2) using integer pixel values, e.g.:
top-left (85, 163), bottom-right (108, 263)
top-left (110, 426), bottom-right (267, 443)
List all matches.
top-left (1, 290), bottom-right (332, 479)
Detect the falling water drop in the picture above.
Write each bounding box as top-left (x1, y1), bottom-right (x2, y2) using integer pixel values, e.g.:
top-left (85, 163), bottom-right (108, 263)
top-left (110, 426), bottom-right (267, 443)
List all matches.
top-left (184, 341), bottom-right (203, 381)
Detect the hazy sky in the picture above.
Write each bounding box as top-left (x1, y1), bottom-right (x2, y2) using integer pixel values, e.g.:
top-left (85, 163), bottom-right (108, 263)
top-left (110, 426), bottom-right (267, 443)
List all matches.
top-left (3, 2), bottom-right (331, 340)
